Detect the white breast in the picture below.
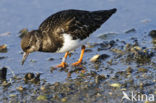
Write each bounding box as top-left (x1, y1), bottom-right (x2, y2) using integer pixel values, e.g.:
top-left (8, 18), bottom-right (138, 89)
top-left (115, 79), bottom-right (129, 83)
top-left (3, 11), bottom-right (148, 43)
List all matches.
top-left (56, 33), bottom-right (89, 53)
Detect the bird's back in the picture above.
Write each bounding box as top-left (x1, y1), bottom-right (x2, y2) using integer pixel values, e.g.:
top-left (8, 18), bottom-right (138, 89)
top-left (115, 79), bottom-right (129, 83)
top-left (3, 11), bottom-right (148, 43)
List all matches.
top-left (39, 9), bottom-right (117, 40)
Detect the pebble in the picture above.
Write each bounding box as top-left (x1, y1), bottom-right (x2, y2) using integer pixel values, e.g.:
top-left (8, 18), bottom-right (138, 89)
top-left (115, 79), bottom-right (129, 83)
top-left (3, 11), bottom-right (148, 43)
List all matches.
top-left (0, 44), bottom-right (7, 53)
top-left (37, 95), bottom-right (47, 101)
top-left (125, 28), bottom-right (136, 34)
top-left (61, 97), bottom-right (67, 102)
top-left (149, 30), bottom-right (156, 38)
top-left (138, 68), bottom-right (148, 72)
top-left (16, 86), bottom-right (24, 91)
top-left (90, 54), bottom-right (100, 62)
top-left (24, 73), bottom-right (35, 81)
top-left (0, 67), bottom-right (7, 80)
top-left (126, 66), bottom-right (133, 74)
top-left (90, 54), bottom-right (109, 62)
top-left (110, 83), bottom-right (121, 88)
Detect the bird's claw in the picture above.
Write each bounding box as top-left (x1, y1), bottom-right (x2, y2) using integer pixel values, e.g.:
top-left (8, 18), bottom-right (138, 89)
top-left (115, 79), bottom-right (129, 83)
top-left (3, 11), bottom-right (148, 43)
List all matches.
top-left (72, 61), bottom-right (82, 66)
top-left (55, 62), bottom-right (68, 68)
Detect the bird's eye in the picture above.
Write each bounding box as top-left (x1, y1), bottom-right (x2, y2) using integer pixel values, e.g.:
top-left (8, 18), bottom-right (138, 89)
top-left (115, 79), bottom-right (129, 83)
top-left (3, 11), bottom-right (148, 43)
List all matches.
top-left (25, 46), bottom-right (31, 50)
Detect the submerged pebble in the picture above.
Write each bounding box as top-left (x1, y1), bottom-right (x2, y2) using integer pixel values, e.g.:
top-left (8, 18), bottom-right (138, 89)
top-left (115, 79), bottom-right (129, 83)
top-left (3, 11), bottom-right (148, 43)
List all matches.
top-left (24, 73), bottom-right (40, 83)
top-left (16, 86), bottom-right (24, 91)
top-left (24, 73), bottom-right (35, 81)
top-left (126, 66), bottom-right (133, 74)
top-left (98, 32), bottom-right (118, 40)
top-left (90, 55), bottom-right (100, 62)
top-left (48, 58), bottom-right (54, 61)
top-left (149, 30), bottom-right (156, 38)
top-left (138, 68), bottom-right (148, 72)
top-left (95, 75), bottom-right (106, 84)
top-left (90, 54), bottom-right (109, 62)
top-left (125, 28), bottom-right (136, 34)
top-left (0, 56), bottom-right (7, 60)
top-left (0, 67), bottom-right (7, 80)
top-left (0, 44), bottom-right (7, 53)
top-left (37, 95), bottom-right (47, 101)
top-left (110, 83), bottom-right (121, 88)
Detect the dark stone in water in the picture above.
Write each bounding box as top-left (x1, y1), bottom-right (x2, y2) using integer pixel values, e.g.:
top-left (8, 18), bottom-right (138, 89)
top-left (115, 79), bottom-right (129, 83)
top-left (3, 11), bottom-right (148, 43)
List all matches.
top-left (149, 30), bottom-right (156, 38)
top-left (125, 28), bottom-right (136, 34)
top-left (0, 67), bottom-right (7, 80)
top-left (24, 72), bottom-right (40, 83)
top-left (99, 54), bottom-right (110, 60)
top-left (24, 73), bottom-right (35, 80)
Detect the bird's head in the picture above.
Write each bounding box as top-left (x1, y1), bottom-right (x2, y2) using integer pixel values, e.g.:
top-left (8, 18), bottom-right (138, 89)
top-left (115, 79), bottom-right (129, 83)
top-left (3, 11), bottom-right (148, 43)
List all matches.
top-left (21, 30), bottom-right (42, 65)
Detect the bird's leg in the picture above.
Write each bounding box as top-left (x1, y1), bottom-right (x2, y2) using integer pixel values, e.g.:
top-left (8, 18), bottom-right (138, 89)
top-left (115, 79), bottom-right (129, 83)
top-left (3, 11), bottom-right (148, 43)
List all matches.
top-left (55, 52), bottom-right (69, 68)
top-left (72, 45), bottom-right (85, 66)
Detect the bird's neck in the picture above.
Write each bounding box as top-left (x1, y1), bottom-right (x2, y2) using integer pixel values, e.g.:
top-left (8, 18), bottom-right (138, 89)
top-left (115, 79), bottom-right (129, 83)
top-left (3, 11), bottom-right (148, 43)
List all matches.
top-left (39, 31), bottom-right (64, 52)
top-left (32, 30), bottom-right (44, 51)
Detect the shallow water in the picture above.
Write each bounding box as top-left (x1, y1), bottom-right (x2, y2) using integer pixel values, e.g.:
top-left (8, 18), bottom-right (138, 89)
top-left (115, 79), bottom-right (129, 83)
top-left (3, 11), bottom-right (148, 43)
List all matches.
top-left (0, 0), bottom-right (156, 102)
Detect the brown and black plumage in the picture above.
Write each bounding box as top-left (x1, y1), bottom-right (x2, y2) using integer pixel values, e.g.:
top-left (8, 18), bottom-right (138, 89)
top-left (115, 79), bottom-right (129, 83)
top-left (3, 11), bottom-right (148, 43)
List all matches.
top-left (21, 8), bottom-right (117, 67)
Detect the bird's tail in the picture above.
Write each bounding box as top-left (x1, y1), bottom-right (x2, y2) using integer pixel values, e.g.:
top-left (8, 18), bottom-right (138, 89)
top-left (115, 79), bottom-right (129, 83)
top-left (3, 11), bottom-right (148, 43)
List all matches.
top-left (91, 8), bottom-right (117, 24)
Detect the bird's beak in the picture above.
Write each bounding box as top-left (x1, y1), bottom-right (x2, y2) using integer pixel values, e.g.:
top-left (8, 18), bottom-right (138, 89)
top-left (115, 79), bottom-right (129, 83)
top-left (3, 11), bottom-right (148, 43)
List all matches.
top-left (21, 52), bottom-right (29, 65)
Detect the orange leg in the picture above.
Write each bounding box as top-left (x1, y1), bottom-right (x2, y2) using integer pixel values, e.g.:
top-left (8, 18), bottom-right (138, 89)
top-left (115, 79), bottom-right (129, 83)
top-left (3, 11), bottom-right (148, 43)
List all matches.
top-left (72, 45), bottom-right (85, 66)
top-left (55, 52), bottom-right (69, 68)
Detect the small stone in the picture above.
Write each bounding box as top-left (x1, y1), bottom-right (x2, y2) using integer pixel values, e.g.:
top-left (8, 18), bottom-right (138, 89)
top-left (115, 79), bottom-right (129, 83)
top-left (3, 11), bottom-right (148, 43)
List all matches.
top-left (85, 49), bottom-right (92, 53)
top-left (138, 68), bottom-right (148, 72)
top-left (125, 28), bottom-right (136, 34)
top-left (126, 66), bottom-right (133, 74)
top-left (90, 54), bottom-right (109, 62)
top-left (30, 59), bottom-right (37, 63)
top-left (140, 83), bottom-right (144, 89)
top-left (111, 48), bottom-right (125, 55)
top-left (16, 86), bottom-right (24, 91)
top-left (90, 54), bottom-right (100, 62)
top-left (0, 56), bottom-right (7, 60)
top-left (24, 73), bottom-right (35, 81)
top-left (48, 58), bottom-right (54, 61)
top-left (2, 81), bottom-right (10, 87)
top-left (99, 54), bottom-right (109, 60)
top-left (0, 44), bottom-right (7, 53)
top-left (149, 30), bottom-right (156, 38)
top-left (108, 92), bottom-right (113, 96)
top-left (95, 75), bottom-right (106, 84)
top-left (110, 83), bottom-right (121, 88)
top-left (40, 86), bottom-right (46, 91)
top-left (98, 32), bottom-right (118, 40)
top-left (37, 95), bottom-right (47, 101)
top-left (96, 93), bottom-right (102, 97)
top-left (0, 67), bottom-right (7, 80)
top-left (61, 97), bottom-right (67, 102)
top-left (9, 94), bottom-right (16, 97)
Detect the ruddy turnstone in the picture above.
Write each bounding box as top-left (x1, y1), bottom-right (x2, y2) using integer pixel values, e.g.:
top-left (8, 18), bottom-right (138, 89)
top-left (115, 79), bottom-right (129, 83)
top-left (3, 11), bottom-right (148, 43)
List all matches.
top-left (21, 8), bottom-right (117, 68)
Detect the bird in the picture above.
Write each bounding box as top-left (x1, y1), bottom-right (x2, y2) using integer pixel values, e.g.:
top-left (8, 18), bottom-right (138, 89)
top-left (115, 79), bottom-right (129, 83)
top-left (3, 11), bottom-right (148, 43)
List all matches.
top-left (21, 8), bottom-right (117, 68)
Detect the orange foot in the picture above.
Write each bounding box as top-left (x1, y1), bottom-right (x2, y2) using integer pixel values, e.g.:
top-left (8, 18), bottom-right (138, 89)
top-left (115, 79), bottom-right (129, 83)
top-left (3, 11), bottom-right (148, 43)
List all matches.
top-left (72, 61), bottom-right (82, 66)
top-left (55, 62), bottom-right (68, 68)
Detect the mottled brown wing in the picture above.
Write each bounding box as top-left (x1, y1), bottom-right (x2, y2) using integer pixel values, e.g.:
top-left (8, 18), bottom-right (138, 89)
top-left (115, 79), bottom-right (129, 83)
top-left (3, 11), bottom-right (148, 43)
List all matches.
top-left (39, 9), bottom-right (116, 40)
top-left (39, 10), bottom-right (98, 40)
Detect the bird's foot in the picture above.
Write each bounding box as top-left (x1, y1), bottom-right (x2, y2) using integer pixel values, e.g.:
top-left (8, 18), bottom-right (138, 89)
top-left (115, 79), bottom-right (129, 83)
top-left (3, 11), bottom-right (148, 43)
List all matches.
top-left (72, 61), bottom-right (82, 66)
top-left (55, 62), bottom-right (68, 68)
